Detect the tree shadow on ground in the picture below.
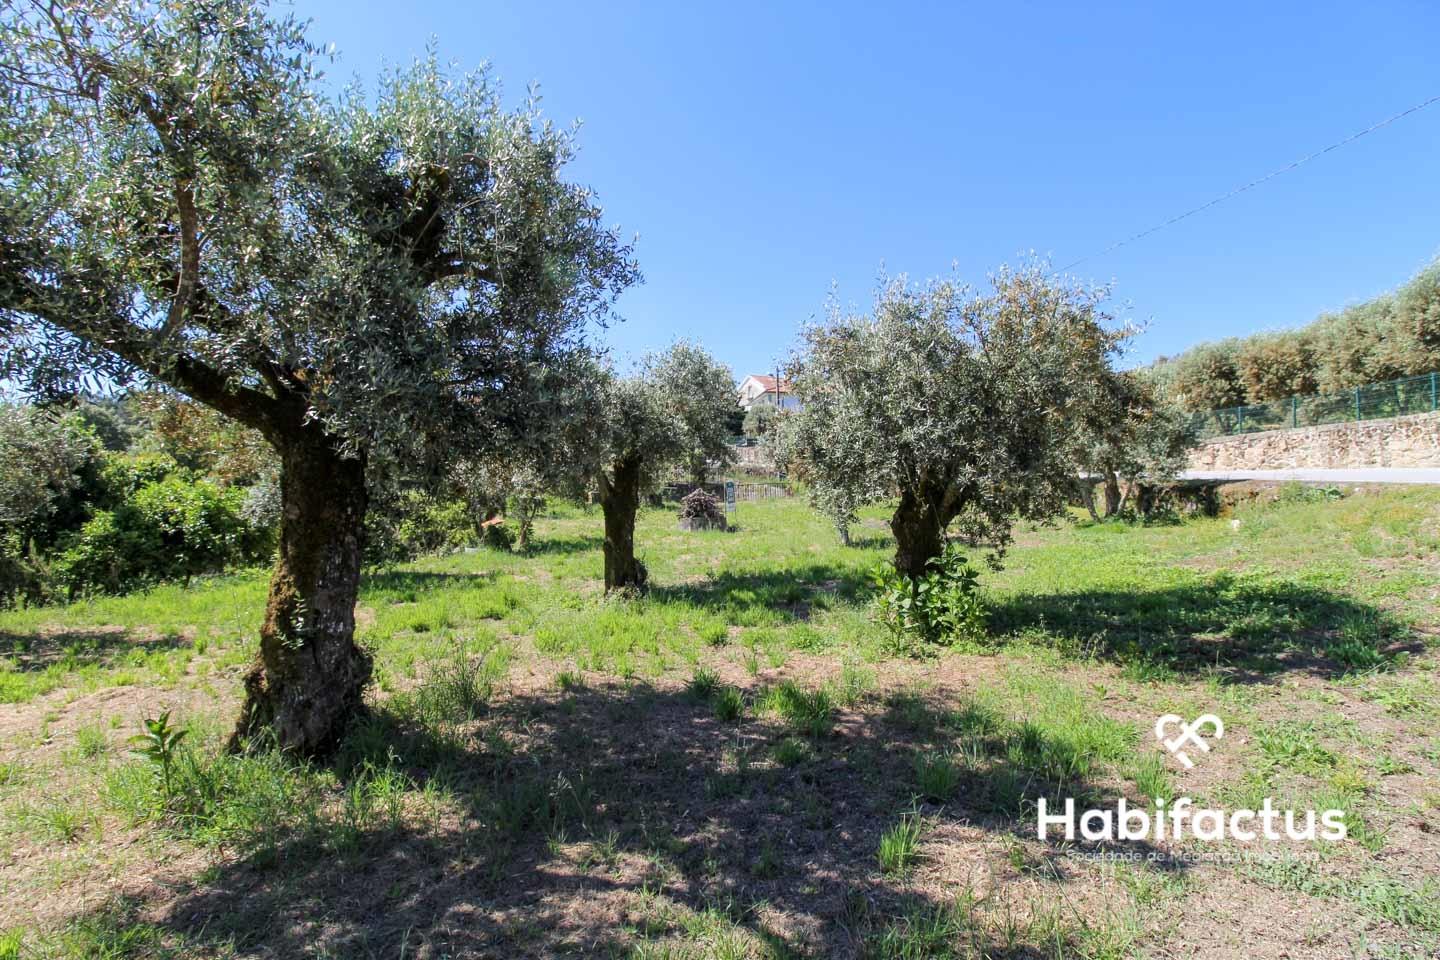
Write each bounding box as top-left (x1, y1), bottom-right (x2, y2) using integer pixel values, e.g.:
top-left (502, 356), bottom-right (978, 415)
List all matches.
top-left (845, 532), bottom-right (894, 550)
top-left (987, 573), bottom-right (1418, 681)
top-left (651, 564), bottom-right (874, 622)
top-left (0, 626), bottom-right (192, 672)
top-left (518, 533), bottom-right (605, 557)
top-left (75, 680), bottom-right (1184, 958)
top-left (361, 569), bottom-right (499, 595)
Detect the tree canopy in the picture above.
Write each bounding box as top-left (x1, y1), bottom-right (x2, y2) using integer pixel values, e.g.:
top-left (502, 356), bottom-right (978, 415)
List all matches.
top-left (0, 0), bottom-right (636, 465)
top-left (643, 340), bottom-right (736, 485)
top-left (1154, 259), bottom-right (1440, 409)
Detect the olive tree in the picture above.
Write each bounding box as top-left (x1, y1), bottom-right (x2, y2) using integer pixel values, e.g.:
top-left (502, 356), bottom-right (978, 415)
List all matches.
top-left (0, 0), bottom-right (636, 753)
top-left (1069, 373), bottom-right (1196, 519)
top-left (0, 405), bottom-right (97, 530)
top-left (646, 340), bottom-right (736, 485)
top-left (1172, 340), bottom-right (1247, 410)
top-left (787, 266), bottom-right (1131, 578)
top-left (449, 456), bottom-right (552, 550)
top-left (587, 342), bottom-right (734, 592)
top-left (1235, 332), bottom-right (1318, 402)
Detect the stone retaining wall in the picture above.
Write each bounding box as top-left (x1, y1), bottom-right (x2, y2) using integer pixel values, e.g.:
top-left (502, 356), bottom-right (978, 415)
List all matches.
top-left (1188, 410), bottom-right (1440, 470)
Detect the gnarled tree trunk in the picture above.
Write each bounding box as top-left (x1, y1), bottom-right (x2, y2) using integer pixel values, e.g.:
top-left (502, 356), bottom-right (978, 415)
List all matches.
top-left (229, 423), bottom-right (372, 755)
top-left (890, 485), bottom-right (947, 580)
top-left (598, 455), bottom-right (646, 592)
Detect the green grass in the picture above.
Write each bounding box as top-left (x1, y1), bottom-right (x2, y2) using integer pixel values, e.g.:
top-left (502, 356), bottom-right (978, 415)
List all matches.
top-left (761, 680), bottom-right (835, 737)
top-left (1254, 721), bottom-right (1339, 772)
top-left (686, 667), bottom-right (721, 701)
top-left (913, 750), bottom-right (960, 801)
top-left (710, 686), bottom-right (745, 724)
top-left (877, 813), bottom-right (924, 875)
top-left (1247, 858), bottom-right (1440, 933)
top-left (6, 489), bottom-right (1438, 707)
top-left (1129, 752), bottom-right (1172, 804)
top-left (3, 488), bottom-right (1439, 957)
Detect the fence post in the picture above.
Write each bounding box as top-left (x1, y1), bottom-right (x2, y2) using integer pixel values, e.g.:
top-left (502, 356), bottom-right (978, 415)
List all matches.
top-left (1354, 387), bottom-right (1362, 422)
top-left (1291, 395), bottom-right (1298, 428)
top-left (1432, 372), bottom-right (1438, 412)
top-left (1235, 406), bottom-right (1243, 432)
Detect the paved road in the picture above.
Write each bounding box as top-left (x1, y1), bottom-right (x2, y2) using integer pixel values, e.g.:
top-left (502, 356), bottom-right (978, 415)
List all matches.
top-left (1180, 468), bottom-right (1440, 485)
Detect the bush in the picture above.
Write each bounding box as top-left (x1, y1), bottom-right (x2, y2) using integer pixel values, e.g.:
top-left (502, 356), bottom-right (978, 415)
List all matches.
top-left (870, 544), bottom-right (986, 651)
top-left (56, 476), bottom-right (271, 594)
top-left (365, 489), bottom-right (476, 564)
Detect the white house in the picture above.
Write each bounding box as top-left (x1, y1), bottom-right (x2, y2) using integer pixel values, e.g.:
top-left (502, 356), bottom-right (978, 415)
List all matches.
top-left (737, 374), bottom-right (801, 412)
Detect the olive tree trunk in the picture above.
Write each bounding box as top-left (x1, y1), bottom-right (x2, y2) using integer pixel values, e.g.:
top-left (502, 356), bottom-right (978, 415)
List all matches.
top-left (598, 455), bottom-right (647, 592)
top-left (890, 486), bottom-right (947, 579)
top-left (1102, 470), bottom-right (1122, 518)
top-left (229, 424), bottom-right (372, 755)
top-left (1077, 479), bottom-right (1101, 522)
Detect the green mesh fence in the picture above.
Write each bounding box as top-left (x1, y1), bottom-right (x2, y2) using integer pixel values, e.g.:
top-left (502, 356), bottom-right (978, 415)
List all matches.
top-left (1191, 372), bottom-right (1440, 439)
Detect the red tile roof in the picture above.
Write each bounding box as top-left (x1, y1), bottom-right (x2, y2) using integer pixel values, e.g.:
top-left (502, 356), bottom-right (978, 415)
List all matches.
top-left (745, 374), bottom-right (792, 394)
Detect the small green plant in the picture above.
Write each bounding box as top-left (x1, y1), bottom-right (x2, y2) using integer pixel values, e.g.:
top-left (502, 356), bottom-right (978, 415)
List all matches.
top-left (130, 710), bottom-right (187, 798)
top-left (772, 736), bottom-right (809, 767)
top-left (27, 802), bottom-right (89, 842)
top-left (1255, 722), bottom-right (1337, 772)
top-left (877, 813), bottom-right (924, 875)
top-left (1375, 754), bottom-right (1415, 776)
top-left (764, 681), bottom-right (834, 737)
top-left (833, 662), bottom-right (875, 706)
top-left (687, 667), bottom-right (722, 701)
top-left (0, 761), bottom-right (20, 788)
top-left (1131, 752), bottom-right (1172, 804)
top-left (72, 723), bottom-right (109, 759)
top-left (863, 901), bottom-right (968, 957)
top-left (410, 650), bottom-right (494, 723)
top-left (752, 837), bottom-right (782, 879)
top-left (1328, 612), bottom-right (1388, 671)
top-left (870, 544), bottom-right (985, 651)
top-left (712, 686), bottom-right (745, 723)
top-left (914, 751), bottom-right (960, 801)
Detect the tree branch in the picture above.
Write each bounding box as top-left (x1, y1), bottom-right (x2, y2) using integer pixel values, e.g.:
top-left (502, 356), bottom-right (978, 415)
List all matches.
top-left (4, 256), bottom-right (288, 436)
top-left (162, 179), bottom-right (200, 339)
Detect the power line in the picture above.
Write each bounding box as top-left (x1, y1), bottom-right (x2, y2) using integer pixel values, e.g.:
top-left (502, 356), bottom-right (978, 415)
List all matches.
top-left (1061, 93), bottom-right (1440, 272)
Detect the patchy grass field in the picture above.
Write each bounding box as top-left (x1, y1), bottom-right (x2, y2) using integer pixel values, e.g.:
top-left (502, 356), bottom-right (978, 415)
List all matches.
top-left (2, 484), bottom-right (1439, 958)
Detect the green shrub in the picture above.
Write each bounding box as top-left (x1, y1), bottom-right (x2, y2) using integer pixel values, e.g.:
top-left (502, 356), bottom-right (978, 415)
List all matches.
top-left (366, 490), bottom-right (482, 564)
top-left (55, 476), bottom-right (268, 594)
top-left (870, 544), bottom-right (986, 650)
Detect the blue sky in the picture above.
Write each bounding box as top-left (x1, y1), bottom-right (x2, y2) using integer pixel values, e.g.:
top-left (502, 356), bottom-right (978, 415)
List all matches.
top-left (299, 0), bottom-right (1440, 377)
